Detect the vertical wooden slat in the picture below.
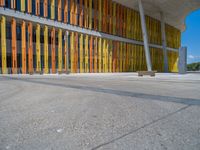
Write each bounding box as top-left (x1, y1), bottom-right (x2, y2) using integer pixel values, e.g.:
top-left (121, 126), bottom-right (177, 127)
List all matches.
top-left (58, 0), bottom-right (62, 21)
top-left (94, 0), bottom-right (98, 31)
top-left (98, 38), bottom-right (102, 73)
top-left (116, 4), bottom-right (119, 36)
top-left (64, 31), bottom-right (69, 73)
top-left (74, 32), bottom-right (78, 73)
top-left (109, 40), bottom-right (112, 73)
top-left (89, 0), bottom-right (92, 29)
top-left (112, 41), bottom-right (117, 72)
top-left (70, 32), bottom-right (75, 73)
top-left (109, 0), bottom-right (113, 34)
top-left (58, 29), bottom-right (62, 73)
top-left (21, 21), bottom-right (26, 74)
top-left (79, 34), bottom-right (84, 73)
top-left (102, 0), bottom-right (106, 32)
top-left (105, 0), bottom-right (109, 33)
top-left (98, 0), bottom-right (102, 31)
top-left (94, 37), bottom-right (98, 73)
top-left (21, 0), bottom-right (25, 12)
top-left (85, 35), bottom-right (89, 73)
top-left (74, 0), bottom-right (78, 25)
top-left (123, 43), bottom-right (126, 72)
top-left (64, 0), bottom-right (68, 23)
top-left (28, 22), bottom-right (33, 74)
top-left (119, 42), bottom-right (123, 72)
top-left (44, 26), bottom-right (49, 74)
top-left (103, 39), bottom-right (108, 73)
top-left (0, 0), bottom-right (4, 6)
top-left (119, 5), bottom-right (124, 36)
top-left (79, 0), bottom-right (83, 27)
top-left (70, 0), bottom-right (75, 25)
top-left (84, 0), bottom-right (88, 28)
top-left (116, 42), bottom-right (119, 72)
top-left (11, 19), bottom-right (17, 74)
top-left (112, 2), bottom-right (116, 35)
top-left (36, 24), bottom-right (41, 73)
top-left (51, 0), bottom-right (55, 20)
top-left (27, 0), bottom-right (32, 13)
top-left (11, 0), bottom-right (16, 9)
top-left (51, 28), bottom-right (56, 73)
top-left (44, 0), bottom-right (48, 17)
top-left (35, 0), bottom-right (40, 16)
top-left (123, 6), bottom-right (126, 37)
top-left (89, 36), bottom-right (93, 73)
top-left (103, 39), bottom-right (106, 72)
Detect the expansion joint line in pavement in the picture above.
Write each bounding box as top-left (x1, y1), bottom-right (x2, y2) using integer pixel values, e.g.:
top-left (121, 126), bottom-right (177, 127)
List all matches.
top-left (91, 105), bottom-right (191, 150)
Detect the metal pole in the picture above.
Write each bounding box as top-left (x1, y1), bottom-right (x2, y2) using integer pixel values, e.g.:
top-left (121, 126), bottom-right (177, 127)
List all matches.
top-left (161, 12), bottom-right (168, 72)
top-left (138, 0), bottom-right (152, 71)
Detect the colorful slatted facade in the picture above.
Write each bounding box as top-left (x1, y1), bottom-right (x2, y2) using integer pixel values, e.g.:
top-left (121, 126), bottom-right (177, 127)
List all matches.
top-left (0, 0), bottom-right (180, 74)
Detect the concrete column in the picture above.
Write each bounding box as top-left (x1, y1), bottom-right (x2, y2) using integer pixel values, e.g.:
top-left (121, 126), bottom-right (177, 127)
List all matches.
top-left (138, 0), bottom-right (152, 71)
top-left (179, 47), bottom-right (187, 74)
top-left (161, 12), bottom-right (168, 72)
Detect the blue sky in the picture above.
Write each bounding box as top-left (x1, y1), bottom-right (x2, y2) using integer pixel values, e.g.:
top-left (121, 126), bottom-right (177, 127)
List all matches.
top-left (182, 9), bottom-right (200, 64)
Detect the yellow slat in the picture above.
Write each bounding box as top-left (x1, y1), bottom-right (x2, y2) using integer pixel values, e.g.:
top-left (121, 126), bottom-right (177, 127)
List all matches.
top-left (58, 29), bottom-right (62, 72)
top-left (98, 38), bottom-right (102, 72)
top-left (85, 35), bottom-right (89, 73)
top-left (36, 24), bottom-right (41, 72)
top-left (44, 26), bottom-right (49, 74)
top-left (79, 34), bottom-right (84, 73)
top-left (1, 16), bottom-right (7, 74)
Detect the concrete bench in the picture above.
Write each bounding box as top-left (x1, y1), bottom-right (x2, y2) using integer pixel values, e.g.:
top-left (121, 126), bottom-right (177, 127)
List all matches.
top-left (138, 71), bottom-right (157, 77)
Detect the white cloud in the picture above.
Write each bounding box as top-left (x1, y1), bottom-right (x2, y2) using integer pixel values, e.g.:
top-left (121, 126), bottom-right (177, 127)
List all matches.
top-left (188, 55), bottom-right (200, 59)
top-left (188, 55), bottom-right (195, 59)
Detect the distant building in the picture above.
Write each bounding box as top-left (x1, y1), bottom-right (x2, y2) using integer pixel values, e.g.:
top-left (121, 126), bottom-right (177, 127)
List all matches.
top-left (0, 0), bottom-right (199, 74)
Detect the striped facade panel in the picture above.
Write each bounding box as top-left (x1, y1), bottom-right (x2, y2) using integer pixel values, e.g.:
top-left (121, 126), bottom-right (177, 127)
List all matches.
top-left (0, 0), bottom-right (180, 74)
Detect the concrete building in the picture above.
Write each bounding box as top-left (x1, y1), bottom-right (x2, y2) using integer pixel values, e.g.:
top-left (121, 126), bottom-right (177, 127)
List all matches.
top-left (0, 0), bottom-right (199, 74)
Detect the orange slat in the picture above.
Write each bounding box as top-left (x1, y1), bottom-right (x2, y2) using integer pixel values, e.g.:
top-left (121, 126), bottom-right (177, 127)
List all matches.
top-left (79, 0), bottom-right (83, 27)
top-left (51, 28), bottom-right (56, 74)
top-left (21, 21), bottom-right (26, 74)
top-left (84, 0), bottom-right (88, 28)
top-left (94, 37), bottom-right (98, 73)
top-left (11, 19), bottom-right (17, 74)
top-left (0, 0), bottom-right (4, 6)
top-left (64, 0), bottom-right (68, 23)
top-left (27, 0), bottom-right (32, 13)
top-left (35, 0), bottom-right (40, 16)
top-left (44, 0), bottom-right (48, 17)
top-left (70, 0), bottom-right (74, 25)
top-left (109, 0), bottom-right (113, 34)
top-left (120, 5), bottom-right (123, 36)
top-left (112, 41), bottom-right (117, 72)
top-left (28, 22), bottom-right (33, 74)
top-left (116, 4), bottom-right (119, 36)
top-left (74, 0), bottom-right (78, 25)
top-left (58, 0), bottom-right (62, 21)
top-left (94, 0), bottom-right (98, 30)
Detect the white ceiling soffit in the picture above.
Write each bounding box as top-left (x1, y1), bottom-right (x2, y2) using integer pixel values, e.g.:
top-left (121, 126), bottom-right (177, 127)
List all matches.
top-left (113, 0), bottom-right (200, 31)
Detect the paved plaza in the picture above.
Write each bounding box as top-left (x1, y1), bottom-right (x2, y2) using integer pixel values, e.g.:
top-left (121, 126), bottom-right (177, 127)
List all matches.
top-left (0, 73), bottom-right (200, 150)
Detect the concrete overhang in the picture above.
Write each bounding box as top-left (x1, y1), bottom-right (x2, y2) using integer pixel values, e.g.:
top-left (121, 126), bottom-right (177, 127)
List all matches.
top-left (113, 0), bottom-right (200, 31)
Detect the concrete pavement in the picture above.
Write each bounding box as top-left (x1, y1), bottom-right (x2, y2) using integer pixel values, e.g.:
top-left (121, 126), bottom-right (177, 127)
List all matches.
top-left (0, 73), bottom-right (200, 150)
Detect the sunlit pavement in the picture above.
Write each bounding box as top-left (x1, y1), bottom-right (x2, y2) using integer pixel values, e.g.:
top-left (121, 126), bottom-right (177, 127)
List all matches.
top-left (0, 73), bottom-right (200, 150)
